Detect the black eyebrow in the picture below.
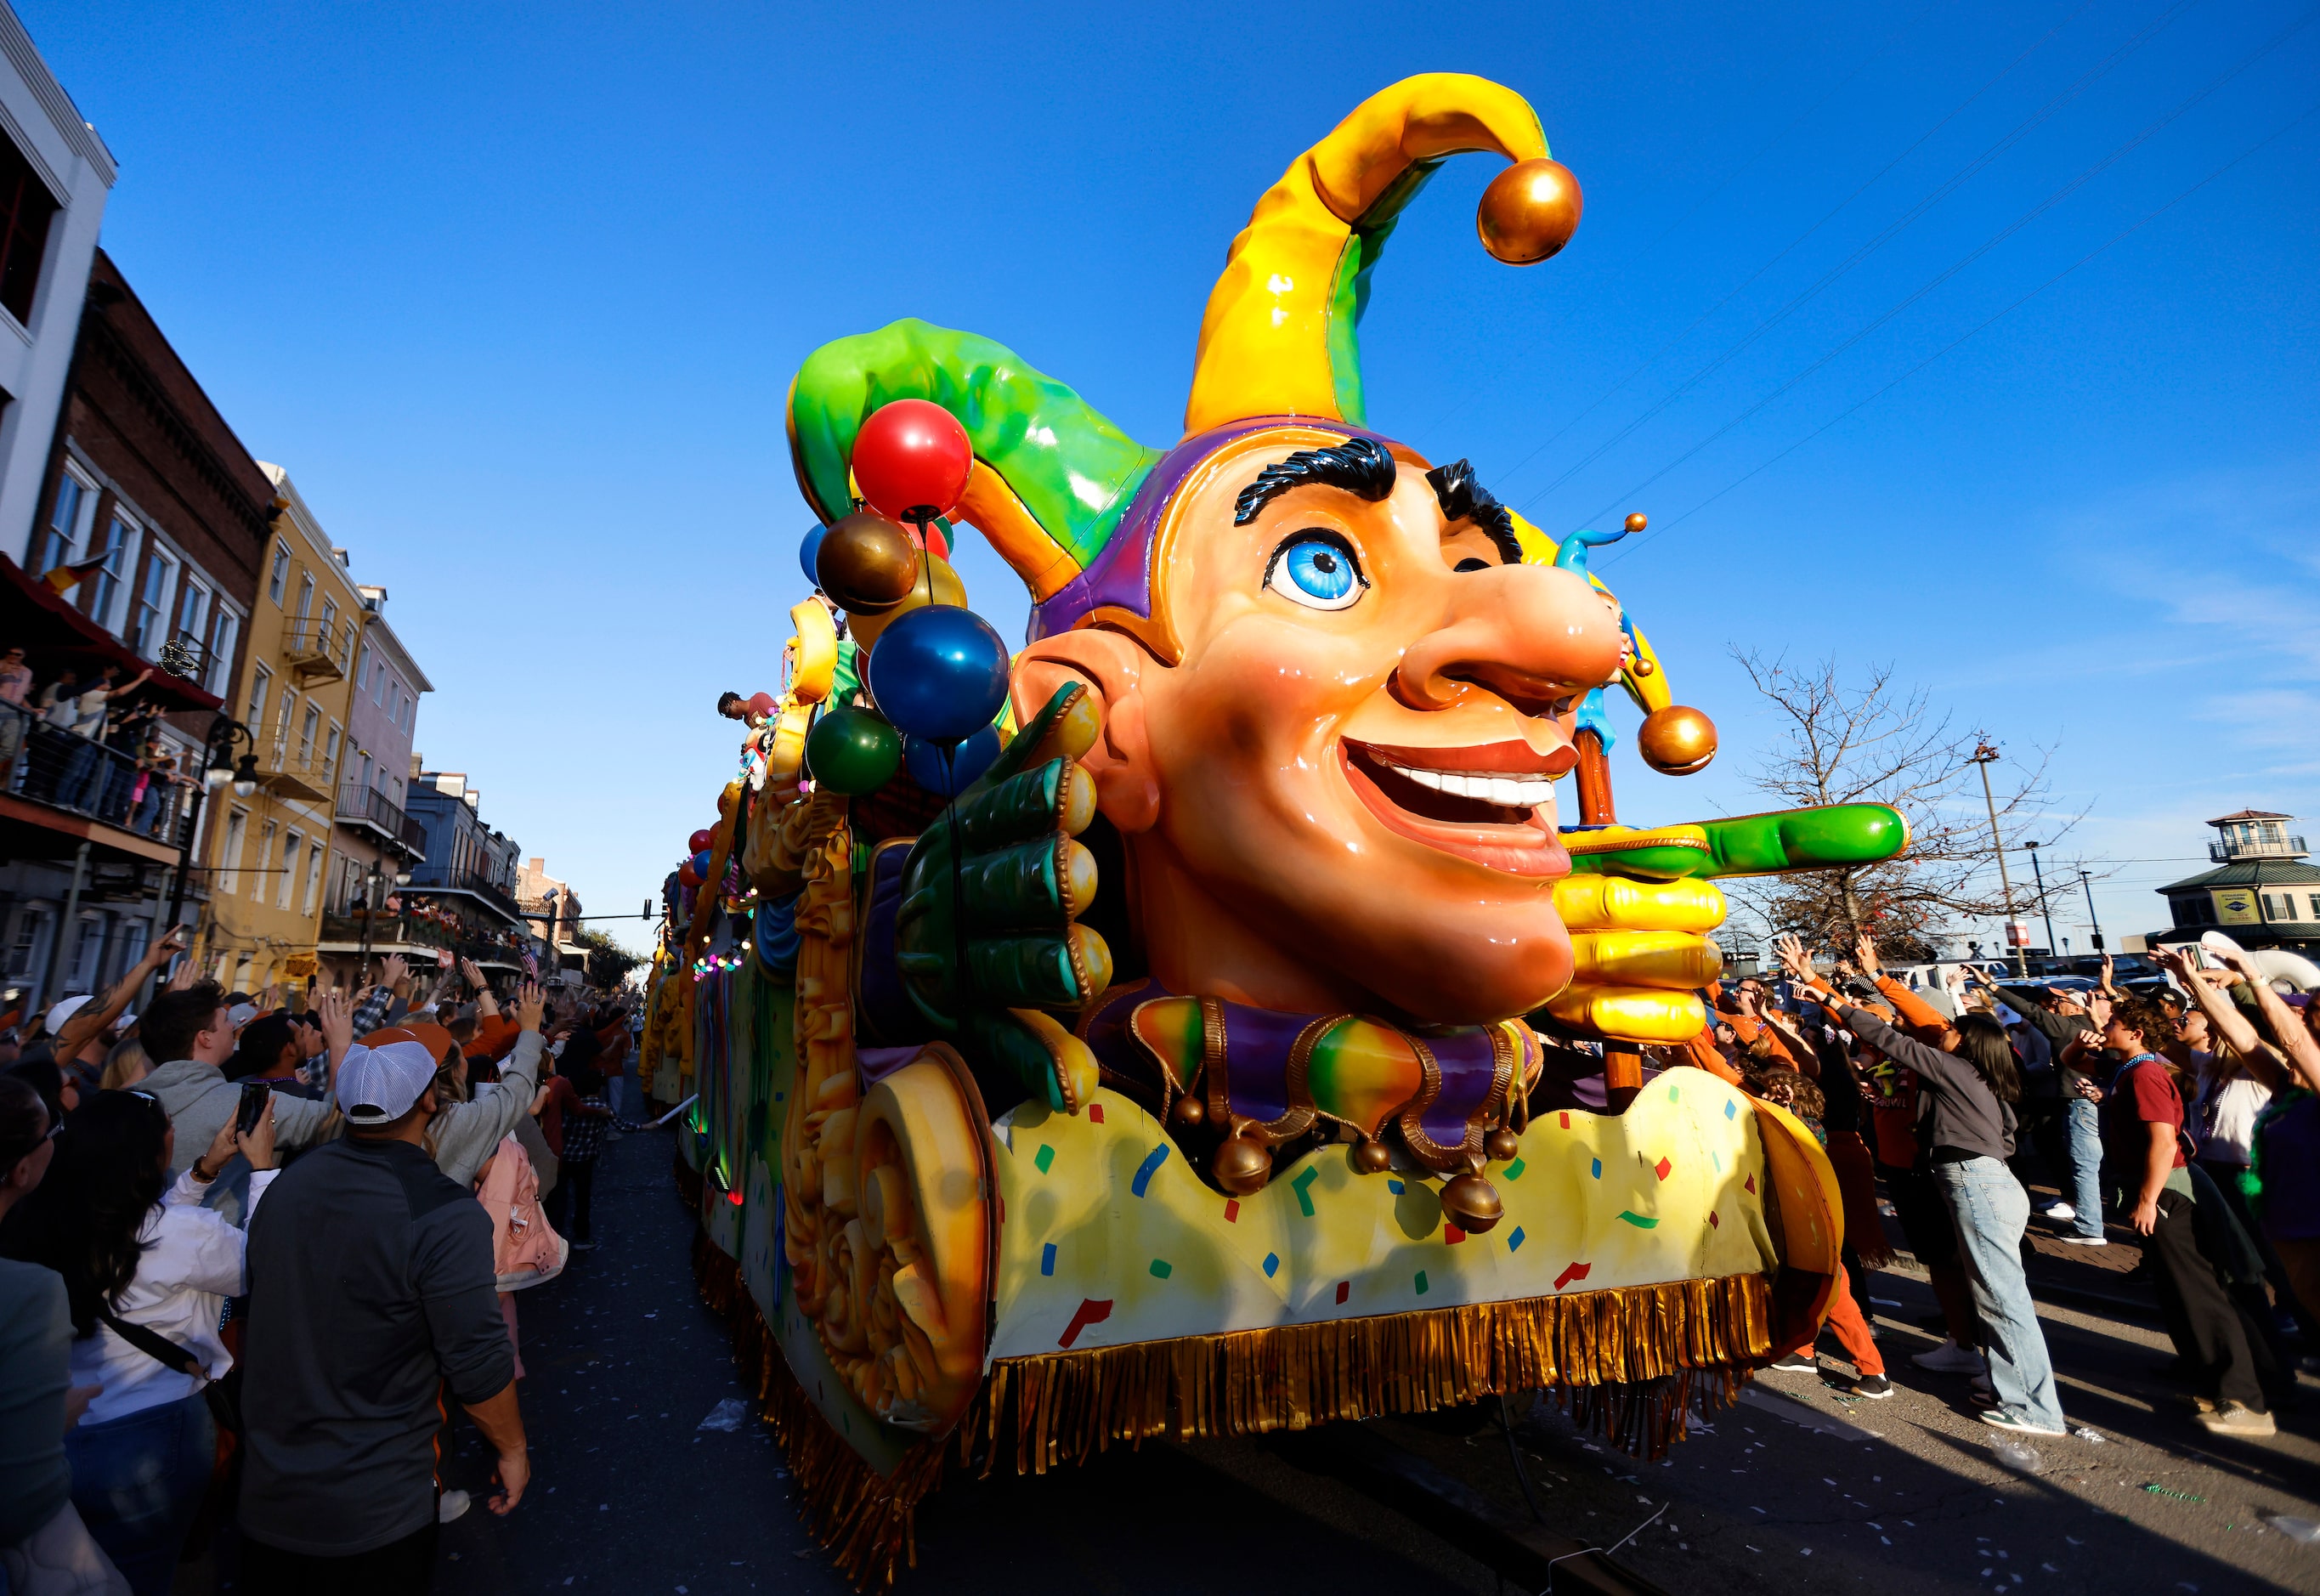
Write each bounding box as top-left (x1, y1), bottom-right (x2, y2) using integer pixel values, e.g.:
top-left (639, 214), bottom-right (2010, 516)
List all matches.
top-left (1425, 459), bottom-right (1522, 564)
top-left (1232, 438), bottom-right (1396, 526)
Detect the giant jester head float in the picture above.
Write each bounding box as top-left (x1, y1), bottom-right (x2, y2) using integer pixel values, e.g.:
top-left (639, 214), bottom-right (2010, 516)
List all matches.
top-left (791, 74), bottom-right (1636, 1027)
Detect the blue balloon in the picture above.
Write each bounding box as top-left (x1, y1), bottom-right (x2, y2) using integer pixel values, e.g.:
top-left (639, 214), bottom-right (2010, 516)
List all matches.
top-left (866, 606), bottom-right (1010, 744)
top-left (904, 724), bottom-right (1000, 796)
top-left (691, 848), bottom-right (715, 880)
top-left (799, 524), bottom-right (828, 587)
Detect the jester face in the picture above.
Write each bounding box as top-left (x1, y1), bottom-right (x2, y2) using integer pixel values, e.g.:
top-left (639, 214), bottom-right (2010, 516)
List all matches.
top-left (1016, 430), bottom-right (1624, 1022)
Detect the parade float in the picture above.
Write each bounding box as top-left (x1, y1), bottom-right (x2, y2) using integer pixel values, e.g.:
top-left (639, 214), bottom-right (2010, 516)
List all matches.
top-left (640, 73), bottom-right (1907, 1588)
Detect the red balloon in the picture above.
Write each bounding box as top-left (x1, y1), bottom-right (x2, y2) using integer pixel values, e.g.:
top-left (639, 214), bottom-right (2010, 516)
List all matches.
top-left (688, 828), bottom-right (713, 853)
top-left (853, 400), bottom-right (972, 525)
top-left (678, 862), bottom-right (701, 889)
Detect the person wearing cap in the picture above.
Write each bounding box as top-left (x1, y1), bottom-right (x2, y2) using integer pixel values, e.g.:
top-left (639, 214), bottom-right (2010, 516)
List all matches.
top-left (365, 982), bottom-right (547, 1190)
top-left (136, 981), bottom-right (341, 1223)
top-left (11, 929), bottom-right (187, 1099)
top-left (235, 1025), bottom-right (529, 1589)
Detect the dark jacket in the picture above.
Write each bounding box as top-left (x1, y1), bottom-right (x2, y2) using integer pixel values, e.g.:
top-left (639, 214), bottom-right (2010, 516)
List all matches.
top-left (1841, 1005), bottom-right (2017, 1164)
top-left (239, 1136), bottom-right (512, 1557)
top-left (1999, 985), bottom-right (2095, 1092)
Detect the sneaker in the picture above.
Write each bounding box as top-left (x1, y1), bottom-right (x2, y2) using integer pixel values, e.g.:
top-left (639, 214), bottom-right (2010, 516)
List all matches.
top-left (438, 1489), bottom-right (472, 1524)
top-left (2039, 1202), bottom-right (2077, 1222)
top-left (1766, 1353), bottom-right (1820, 1374)
top-left (1848, 1374), bottom-right (1893, 1400)
top-left (2057, 1233), bottom-right (2110, 1247)
top-left (1979, 1407), bottom-right (2068, 1436)
top-left (2193, 1401), bottom-right (2275, 1438)
top-left (2191, 1395), bottom-right (2217, 1417)
top-left (1912, 1339), bottom-right (1988, 1375)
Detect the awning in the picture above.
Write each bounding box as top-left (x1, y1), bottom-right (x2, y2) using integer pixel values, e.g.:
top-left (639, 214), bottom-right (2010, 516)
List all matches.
top-left (0, 556), bottom-right (224, 713)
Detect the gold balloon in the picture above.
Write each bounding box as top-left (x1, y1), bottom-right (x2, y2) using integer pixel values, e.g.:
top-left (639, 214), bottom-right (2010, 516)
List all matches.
top-left (1624, 512), bottom-right (1648, 534)
top-left (1638, 705), bottom-right (1718, 776)
top-left (1476, 158), bottom-right (1583, 265)
top-left (816, 511), bottom-right (920, 615)
top-left (847, 553), bottom-right (967, 650)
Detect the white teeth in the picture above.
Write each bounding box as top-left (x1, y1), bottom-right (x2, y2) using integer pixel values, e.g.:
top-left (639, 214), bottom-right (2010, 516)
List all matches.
top-left (1386, 761), bottom-right (1559, 812)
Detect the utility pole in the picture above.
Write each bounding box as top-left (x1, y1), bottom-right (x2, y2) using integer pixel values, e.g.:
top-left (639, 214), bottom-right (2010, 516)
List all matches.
top-left (2023, 841), bottom-right (2057, 966)
top-left (1972, 741), bottom-right (2027, 978)
top-left (2079, 869), bottom-right (2106, 953)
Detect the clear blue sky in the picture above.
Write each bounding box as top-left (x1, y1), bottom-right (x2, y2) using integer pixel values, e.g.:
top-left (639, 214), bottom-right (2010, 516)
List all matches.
top-left (22, 0), bottom-right (2317, 956)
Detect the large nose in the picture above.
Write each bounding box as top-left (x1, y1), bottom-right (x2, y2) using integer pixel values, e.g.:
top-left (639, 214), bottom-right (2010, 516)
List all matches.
top-left (1395, 563), bottom-right (1627, 716)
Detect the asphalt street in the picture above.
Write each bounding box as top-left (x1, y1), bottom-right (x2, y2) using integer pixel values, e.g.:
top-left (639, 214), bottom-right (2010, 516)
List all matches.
top-left (431, 1127), bottom-right (2320, 1595)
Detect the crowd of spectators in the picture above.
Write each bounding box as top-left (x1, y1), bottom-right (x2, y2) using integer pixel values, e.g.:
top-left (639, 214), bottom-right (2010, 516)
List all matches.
top-left (1678, 931), bottom-right (2320, 1445)
top-left (0, 945), bottom-right (638, 1596)
top-left (0, 647), bottom-right (183, 837)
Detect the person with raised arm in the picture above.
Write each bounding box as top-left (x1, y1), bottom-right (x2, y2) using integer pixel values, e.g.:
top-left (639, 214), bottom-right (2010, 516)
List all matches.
top-left (1774, 932), bottom-right (2066, 1437)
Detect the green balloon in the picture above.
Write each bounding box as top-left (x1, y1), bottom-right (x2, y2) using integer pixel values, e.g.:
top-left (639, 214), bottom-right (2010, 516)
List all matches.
top-left (805, 705), bottom-right (901, 795)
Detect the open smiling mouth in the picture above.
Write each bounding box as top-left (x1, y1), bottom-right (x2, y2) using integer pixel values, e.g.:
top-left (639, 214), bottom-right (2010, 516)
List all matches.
top-left (1339, 738), bottom-right (1572, 878)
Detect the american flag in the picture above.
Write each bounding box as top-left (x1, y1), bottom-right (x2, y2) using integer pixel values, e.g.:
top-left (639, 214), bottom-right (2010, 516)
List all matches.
top-left (522, 948), bottom-right (540, 978)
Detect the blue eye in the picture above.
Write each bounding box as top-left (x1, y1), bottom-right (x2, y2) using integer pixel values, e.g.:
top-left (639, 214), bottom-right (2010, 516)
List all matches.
top-left (1265, 533), bottom-right (1366, 611)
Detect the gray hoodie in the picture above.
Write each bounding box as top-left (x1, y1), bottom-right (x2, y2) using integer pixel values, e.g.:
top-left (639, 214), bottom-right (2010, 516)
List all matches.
top-left (143, 1057), bottom-right (338, 1222)
top-left (427, 1032), bottom-right (543, 1189)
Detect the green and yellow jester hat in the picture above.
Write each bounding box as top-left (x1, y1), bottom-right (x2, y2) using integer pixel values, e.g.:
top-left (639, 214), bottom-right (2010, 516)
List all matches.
top-left (787, 72), bottom-right (1593, 667)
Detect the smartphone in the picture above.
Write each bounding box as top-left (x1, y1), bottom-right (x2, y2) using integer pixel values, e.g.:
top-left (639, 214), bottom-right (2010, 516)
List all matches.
top-left (235, 1080), bottom-right (271, 1137)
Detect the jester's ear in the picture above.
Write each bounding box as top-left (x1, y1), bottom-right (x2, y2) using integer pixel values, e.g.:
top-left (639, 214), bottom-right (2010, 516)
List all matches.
top-left (1010, 630), bottom-right (1159, 835)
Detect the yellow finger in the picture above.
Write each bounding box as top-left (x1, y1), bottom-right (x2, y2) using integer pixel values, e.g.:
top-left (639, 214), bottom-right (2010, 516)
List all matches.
top-left (1568, 930), bottom-right (1723, 989)
top-left (1543, 983), bottom-right (1707, 1044)
top-left (1553, 874), bottom-right (1725, 933)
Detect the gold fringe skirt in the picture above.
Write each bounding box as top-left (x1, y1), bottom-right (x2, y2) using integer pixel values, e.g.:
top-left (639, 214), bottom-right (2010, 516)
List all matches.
top-left (691, 1228), bottom-right (1769, 1590)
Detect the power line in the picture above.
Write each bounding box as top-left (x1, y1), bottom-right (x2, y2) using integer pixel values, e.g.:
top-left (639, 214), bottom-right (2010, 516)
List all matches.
top-left (1597, 92), bottom-right (2320, 570)
top-left (1474, 0), bottom-right (2090, 496)
top-left (1419, 0), bottom-right (1950, 449)
top-left (1515, 0), bottom-right (2204, 516)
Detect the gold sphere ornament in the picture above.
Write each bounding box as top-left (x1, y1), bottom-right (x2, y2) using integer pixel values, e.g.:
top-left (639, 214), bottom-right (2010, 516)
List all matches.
top-left (1350, 1137), bottom-right (1394, 1174)
top-left (1637, 704), bottom-right (1718, 777)
top-left (1439, 1169), bottom-right (1504, 1233)
top-left (847, 552), bottom-right (967, 652)
top-left (1168, 1093), bottom-right (1207, 1131)
top-left (1484, 1126), bottom-right (1522, 1163)
top-left (1477, 158), bottom-right (1583, 265)
top-left (1213, 1134), bottom-right (1273, 1197)
top-left (1623, 512), bottom-right (1648, 534)
top-left (815, 510), bottom-right (921, 616)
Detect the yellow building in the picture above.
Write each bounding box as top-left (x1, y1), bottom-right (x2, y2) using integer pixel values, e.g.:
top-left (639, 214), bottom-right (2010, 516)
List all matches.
top-left (195, 465), bottom-right (362, 993)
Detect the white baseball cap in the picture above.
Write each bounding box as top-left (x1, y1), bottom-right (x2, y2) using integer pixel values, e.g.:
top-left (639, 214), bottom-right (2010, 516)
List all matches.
top-left (226, 1002), bottom-right (260, 1030)
top-left (44, 994), bottom-right (93, 1032)
top-left (336, 1039), bottom-right (440, 1125)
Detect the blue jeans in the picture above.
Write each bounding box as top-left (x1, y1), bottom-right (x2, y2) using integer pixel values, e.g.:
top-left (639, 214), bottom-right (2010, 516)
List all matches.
top-left (63, 1390), bottom-right (216, 1596)
top-left (2063, 1098), bottom-right (2104, 1237)
top-left (1932, 1156), bottom-right (2066, 1431)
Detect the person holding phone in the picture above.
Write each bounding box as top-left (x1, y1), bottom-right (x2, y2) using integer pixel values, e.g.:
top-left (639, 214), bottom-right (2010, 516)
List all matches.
top-left (0, 1089), bottom-right (275, 1594)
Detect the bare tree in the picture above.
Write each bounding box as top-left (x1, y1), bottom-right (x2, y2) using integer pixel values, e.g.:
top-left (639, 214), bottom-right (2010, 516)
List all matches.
top-left (1721, 650), bottom-right (2069, 961)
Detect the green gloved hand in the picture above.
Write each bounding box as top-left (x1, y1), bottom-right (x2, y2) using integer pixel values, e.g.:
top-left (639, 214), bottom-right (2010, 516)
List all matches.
top-left (894, 683), bottom-right (1112, 1112)
top-left (1565, 802), bottom-right (1909, 883)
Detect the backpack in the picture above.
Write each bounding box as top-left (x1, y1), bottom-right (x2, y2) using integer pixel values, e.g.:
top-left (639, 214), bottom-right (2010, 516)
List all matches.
top-left (476, 1133), bottom-right (567, 1291)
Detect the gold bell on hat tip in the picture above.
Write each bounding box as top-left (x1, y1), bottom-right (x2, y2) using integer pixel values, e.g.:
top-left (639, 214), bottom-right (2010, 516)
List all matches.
top-left (1477, 158), bottom-right (1583, 265)
top-left (1440, 1168), bottom-right (1504, 1233)
top-left (1350, 1137), bottom-right (1394, 1174)
top-left (1484, 1126), bottom-right (1522, 1163)
top-left (1213, 1133), bottom-right (1272, 1196)
top-left (1638, 705), bottom-right (1718, 776)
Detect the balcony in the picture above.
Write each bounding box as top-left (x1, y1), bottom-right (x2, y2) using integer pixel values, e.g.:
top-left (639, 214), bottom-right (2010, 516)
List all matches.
top-left (256, 739), bottom-right (336, 804)
top-left (337, 783), bottom-right (427, 857)
top-left (0, 701), bottom-right (183, 864)
top-left (2211, 835), bottom-right (2307, 863)
top-left (406, 865), bottom-right (527, 926)
top-left (280, 618), bottom-right (353, 685)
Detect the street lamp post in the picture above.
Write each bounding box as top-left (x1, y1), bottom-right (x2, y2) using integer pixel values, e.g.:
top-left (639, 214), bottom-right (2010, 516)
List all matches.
top-left (1972, 742), bottom-right (2028, 979)
top-left (2023, 841), bottom-right (2058, 966)
top-left (2079, 869), bottom-right (2106, 953)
